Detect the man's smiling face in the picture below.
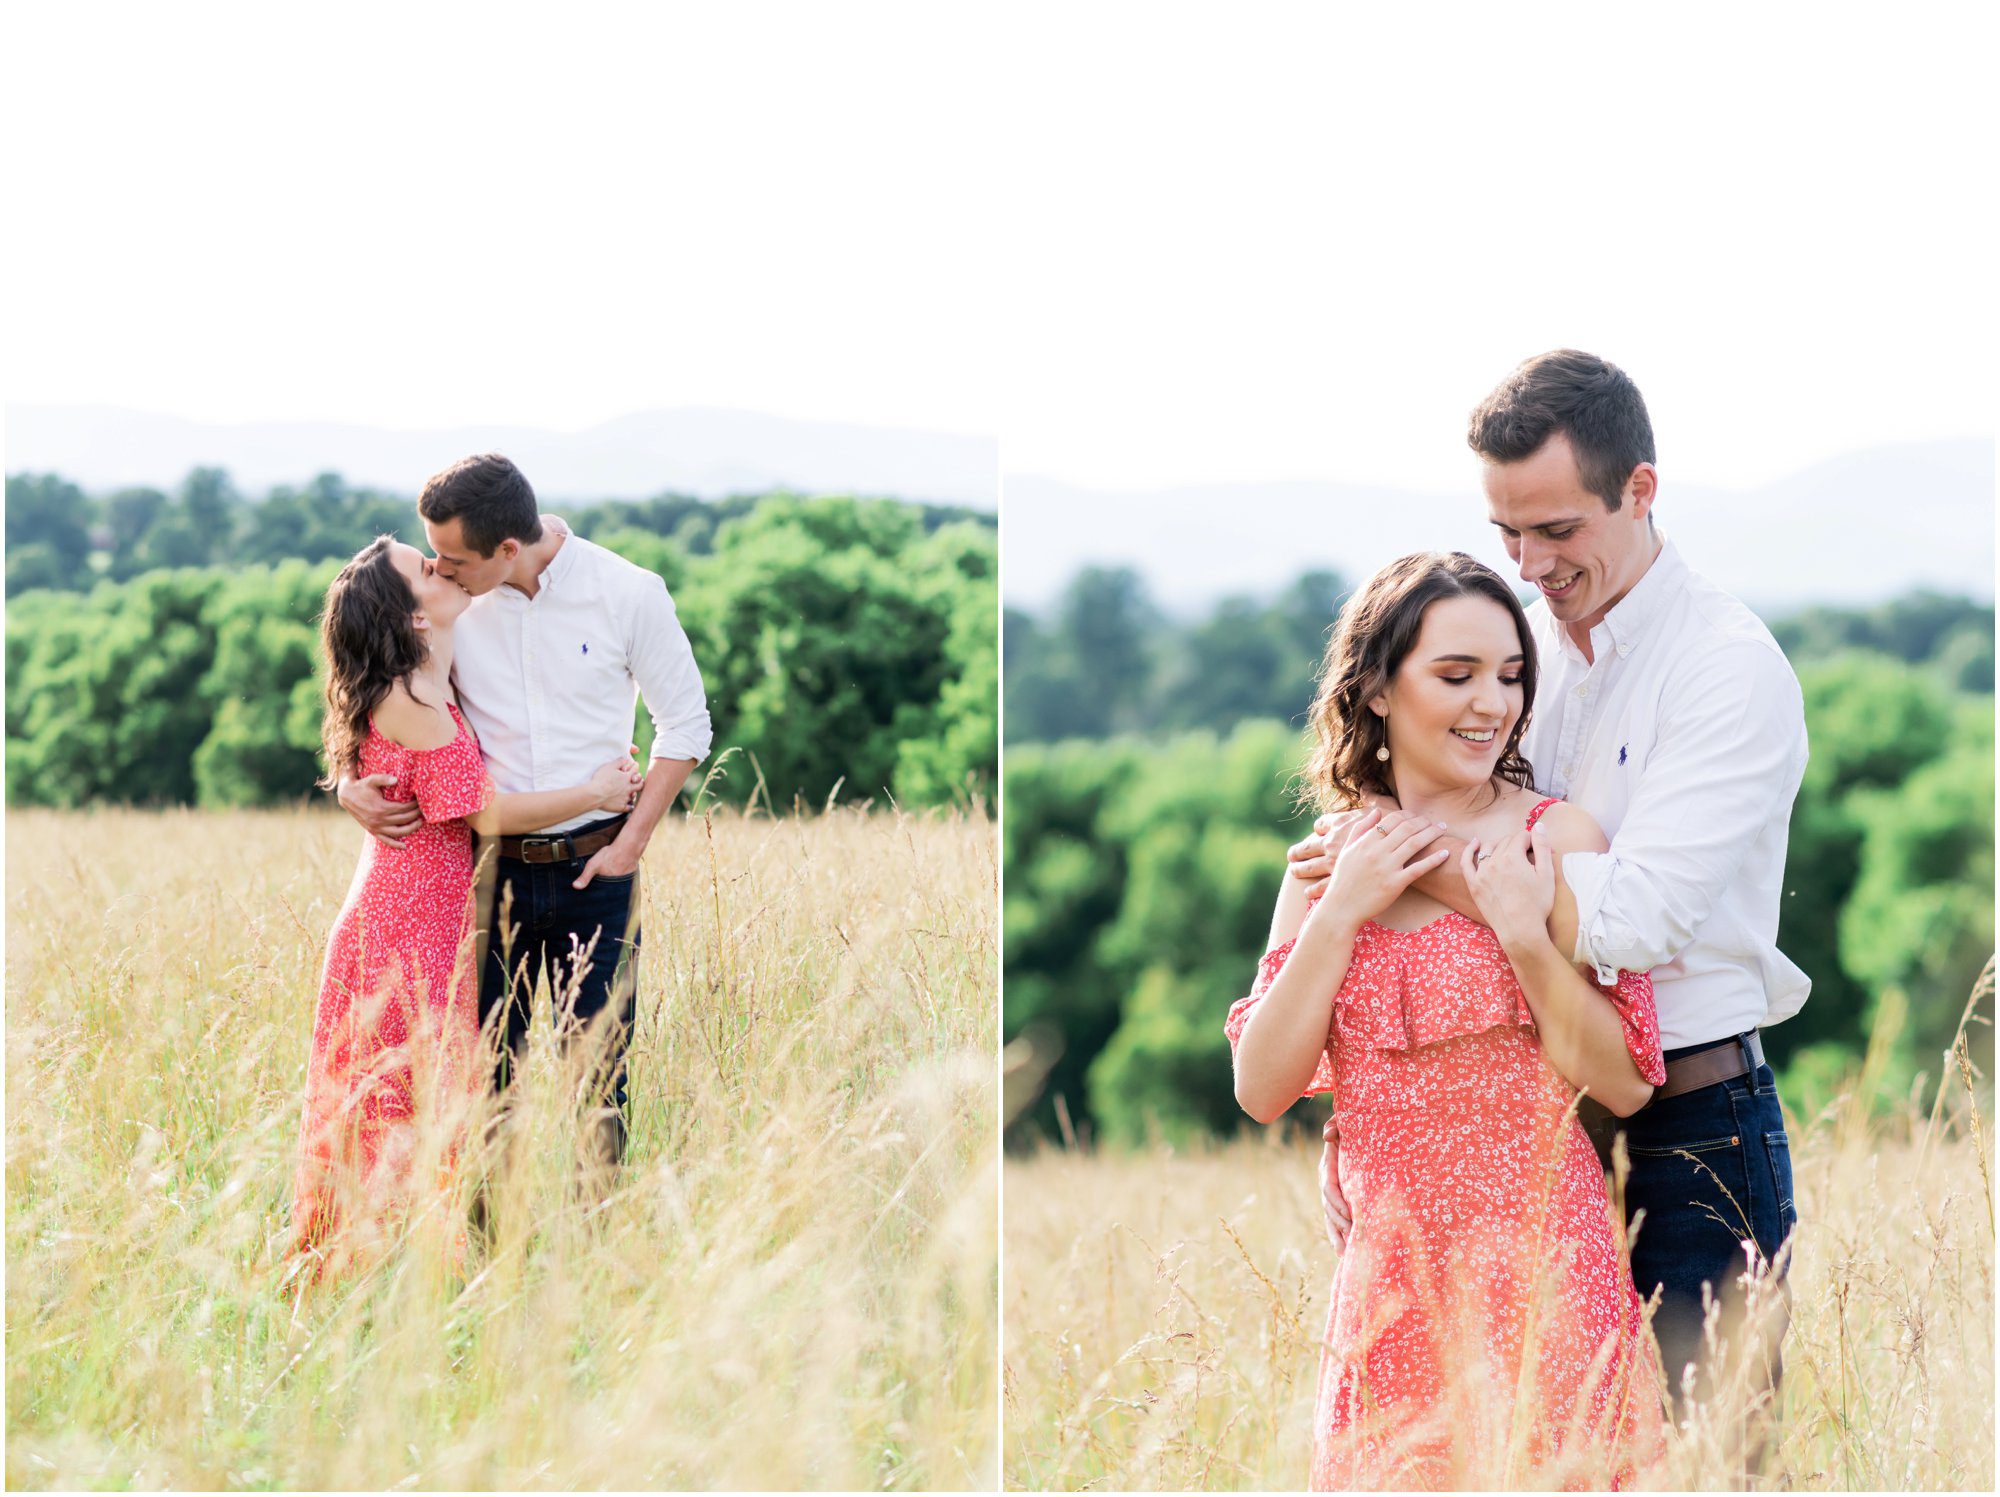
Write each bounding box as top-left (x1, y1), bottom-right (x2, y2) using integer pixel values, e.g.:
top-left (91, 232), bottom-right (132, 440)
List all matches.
top-left (1484, 430), bottom-right (1658, 635)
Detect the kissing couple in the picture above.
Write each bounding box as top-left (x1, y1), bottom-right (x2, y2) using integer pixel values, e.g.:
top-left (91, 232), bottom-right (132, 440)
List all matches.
top-left (286, 453), bottom-right (713, 1282)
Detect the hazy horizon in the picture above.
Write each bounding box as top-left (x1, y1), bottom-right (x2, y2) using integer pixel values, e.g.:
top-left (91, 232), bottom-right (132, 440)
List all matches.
top-left (1003, 436), bottom-right (1996, 616)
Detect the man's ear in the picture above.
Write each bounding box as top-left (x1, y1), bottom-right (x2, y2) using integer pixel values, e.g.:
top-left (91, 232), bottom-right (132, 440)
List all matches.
top-left (498, 537), bottom-right (522, 563)
top-left (1624, 462), bottom-right (1658, 523)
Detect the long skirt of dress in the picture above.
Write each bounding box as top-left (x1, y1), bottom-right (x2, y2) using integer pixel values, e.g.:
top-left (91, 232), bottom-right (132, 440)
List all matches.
top-left (1229, 903), bottom-right (1668, 1490)
top-left (289, 720), bottom-right (490, 1283)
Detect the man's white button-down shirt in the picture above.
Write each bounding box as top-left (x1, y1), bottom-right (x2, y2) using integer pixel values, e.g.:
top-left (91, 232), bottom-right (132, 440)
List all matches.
top-left (1520, 533), bottom-right (1811, 1050)
top-left (451, 518), bottom-right (713, 834)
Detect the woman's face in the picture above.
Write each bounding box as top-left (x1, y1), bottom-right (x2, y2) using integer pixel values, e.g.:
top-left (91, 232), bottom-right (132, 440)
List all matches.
top-left (388, 541), bottom-right (471, 631)
top-left (1369, 593), bottom-right (1526, 792)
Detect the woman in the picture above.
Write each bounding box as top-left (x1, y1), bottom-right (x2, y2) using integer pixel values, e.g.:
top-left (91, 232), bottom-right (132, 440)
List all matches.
top-left (289, 535), bottom-right (641, 1281)
top-left (1227, 551), bottom-right (1666, 1489)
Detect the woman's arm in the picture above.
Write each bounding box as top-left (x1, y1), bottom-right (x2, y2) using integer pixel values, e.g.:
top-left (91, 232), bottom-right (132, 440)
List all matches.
top-left (1236, 810), bottom-right (1451, 1123)
top-left (1234, 872), bottom-right (1360, 1123)
top-left (465, 761), bottom-right (640, 837)
top-left (377, 687), bottom-right (640, 836)
top-left (1465, 806), bottom-right (1656, 1116)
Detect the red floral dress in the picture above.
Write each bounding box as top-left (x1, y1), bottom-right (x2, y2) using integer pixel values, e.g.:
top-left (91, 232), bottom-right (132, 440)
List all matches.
top-left (290, 704), bottom-right (493, 1276)
top-left (1226, 799), bottom-right (1667, 1490)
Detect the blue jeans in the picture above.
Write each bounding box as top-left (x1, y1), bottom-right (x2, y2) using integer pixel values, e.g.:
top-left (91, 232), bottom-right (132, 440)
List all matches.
top-left (472, 837), bottom-right (641, 1172)
top-left (1617, 1038), bottom-right (1797, 1407)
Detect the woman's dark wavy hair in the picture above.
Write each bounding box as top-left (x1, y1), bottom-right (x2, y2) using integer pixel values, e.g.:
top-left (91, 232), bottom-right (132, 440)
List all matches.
top-left (317, 536), bottom-right (427, 788)
top-left (1301, 551), bottom-right (1538, 812)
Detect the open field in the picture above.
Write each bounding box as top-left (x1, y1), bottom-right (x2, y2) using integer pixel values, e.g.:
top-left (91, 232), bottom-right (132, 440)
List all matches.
top-left (7, 806), bottom-right (997, 1490)
top-left (1004, 1047), bottom-right (1995, 1490)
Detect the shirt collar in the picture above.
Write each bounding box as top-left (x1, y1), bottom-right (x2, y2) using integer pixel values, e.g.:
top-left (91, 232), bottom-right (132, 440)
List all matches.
top-left (1598, 529), bottom-right (1684, 658)
top-left (1549, 529), bottom-right (1682, 665)
top-left (510, 515), bottom-right (577, 599)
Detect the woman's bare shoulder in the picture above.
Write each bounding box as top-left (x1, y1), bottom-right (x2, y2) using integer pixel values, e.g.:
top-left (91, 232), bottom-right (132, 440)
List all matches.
top-left (372, 681), bottom-right (459, 751)
top-left (1530, 797), bottom-right (1609, 855)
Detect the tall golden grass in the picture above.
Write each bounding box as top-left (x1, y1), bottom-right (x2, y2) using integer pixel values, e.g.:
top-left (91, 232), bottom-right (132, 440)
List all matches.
top-left (1002, 972), bottom-right (1995, 1491)
top-left (6, 805), bottom-right (997, 1490)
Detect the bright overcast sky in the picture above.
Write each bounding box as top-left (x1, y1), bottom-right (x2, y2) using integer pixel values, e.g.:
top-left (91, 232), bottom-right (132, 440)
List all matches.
top-left (996, 4), bottom-right (1997, 493)
top-left (4, 3), bottom-right (1000, 438)
top-left (6, 4), bottom-right (1993, 494)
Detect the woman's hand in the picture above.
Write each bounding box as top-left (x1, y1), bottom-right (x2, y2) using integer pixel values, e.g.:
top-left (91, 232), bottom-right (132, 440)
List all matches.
top-left (1312, 807), bottom-right (1452, 935)
top-left (588, 756), bottom-right (645, 812)
top-left (1286, 808), bottom-right (1373, 898)
top-left (1460, 822), bottom-right (1556, 951)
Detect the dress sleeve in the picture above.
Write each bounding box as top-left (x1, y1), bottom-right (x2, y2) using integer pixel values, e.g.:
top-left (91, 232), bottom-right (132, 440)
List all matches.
top-left (1224, 938), bottom-right (1337, 1098)
top-left (410, 733), bottom-right (494, 825)
top-left (1590, 968), bottom-right (1667, 1087)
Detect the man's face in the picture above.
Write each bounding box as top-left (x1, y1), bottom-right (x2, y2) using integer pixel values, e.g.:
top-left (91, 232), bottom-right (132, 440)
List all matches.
top-left (1483, 431), bottom-right (1657, 634)
top-left (422, 516), bottom-right (515, 597)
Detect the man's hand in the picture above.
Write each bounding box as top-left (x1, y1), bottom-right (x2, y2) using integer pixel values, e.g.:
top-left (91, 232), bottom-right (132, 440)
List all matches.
top-left (1320, 1114), bottom-right (1351, 1248)
top-left (573, 835), bottom-right (643, 891)
top-left (338, 773), bottom-right (424, 850)
top-left (1286, 806), bottom-right (1380, 890)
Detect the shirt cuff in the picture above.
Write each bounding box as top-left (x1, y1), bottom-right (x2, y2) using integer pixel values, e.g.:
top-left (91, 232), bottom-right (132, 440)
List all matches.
top-left (648, 724), bottom-right (713, 764)
top-left (1558, 848), bottom-right (1626, 986)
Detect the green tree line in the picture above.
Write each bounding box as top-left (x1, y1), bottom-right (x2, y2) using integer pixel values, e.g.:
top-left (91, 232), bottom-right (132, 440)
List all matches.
top-left (1004, 572), bottom-right (1995, 1147)
top-left (7, 488), bottom-right (996, 813)
top-left (1006, 569), bottom-right (1995, 745)
top-left (5, 467), bottom-right (992, 597)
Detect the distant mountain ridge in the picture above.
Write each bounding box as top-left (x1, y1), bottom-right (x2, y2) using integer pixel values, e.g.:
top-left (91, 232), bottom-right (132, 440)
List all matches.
top-left (3, 404), bottom-right (999, 508)
top-left (1004, 437), bottom-right (1995, 612)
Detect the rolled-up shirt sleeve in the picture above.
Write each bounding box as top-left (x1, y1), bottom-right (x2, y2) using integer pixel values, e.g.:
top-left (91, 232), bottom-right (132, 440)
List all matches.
top-left (627, 574), bottom-right (713, 764)
top-left (1561, 639), bottom-right (1808, 981)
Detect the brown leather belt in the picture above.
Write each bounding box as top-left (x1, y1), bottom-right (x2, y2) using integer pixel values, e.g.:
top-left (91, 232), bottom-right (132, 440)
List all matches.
top-left (1575, 1031), bottom-right (1769, 1168)
top-left (493, 815), bottom-right (628, 865)
top-left (1653, 1030), bottom-right (1766, 1103)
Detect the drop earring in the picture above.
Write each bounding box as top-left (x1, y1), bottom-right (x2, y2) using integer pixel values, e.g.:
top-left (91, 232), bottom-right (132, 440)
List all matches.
top-left (1376, 739), bottom-right (1390, 763)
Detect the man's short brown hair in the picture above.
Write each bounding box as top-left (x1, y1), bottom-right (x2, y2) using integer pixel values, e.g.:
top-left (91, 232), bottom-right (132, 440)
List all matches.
top-left (417, 453), bottom-right (543, 556)
top-left (1467, 350), bottom-right (1656, 509)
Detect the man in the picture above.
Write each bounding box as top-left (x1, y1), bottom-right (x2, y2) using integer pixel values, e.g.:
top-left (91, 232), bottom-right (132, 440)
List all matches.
top-left (1289, 351), bottom-right (1807, 1428)
top-left (340, 453), bottom-right (712, 1185)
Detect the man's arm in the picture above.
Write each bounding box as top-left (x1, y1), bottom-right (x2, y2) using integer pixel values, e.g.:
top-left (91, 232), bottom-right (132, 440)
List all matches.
top-left (1561, 641), bottom-right (1807, 978)
top-left (571, 573), bottom-right (713, 890)
top-left (336, 773), bottom-right (425, 849)
top-left (572, 755), bottom-right (694, 889)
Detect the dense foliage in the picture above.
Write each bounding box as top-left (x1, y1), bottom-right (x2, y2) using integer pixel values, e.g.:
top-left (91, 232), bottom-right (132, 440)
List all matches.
top-left (1004, 572), bottom-right (1995, 1146)
top-left (5, 469), bottom-right (992, 597)
top-left (6, 477), bottom-right (996, 813)
top-left (1006, 569), bottom-right (1995, 744)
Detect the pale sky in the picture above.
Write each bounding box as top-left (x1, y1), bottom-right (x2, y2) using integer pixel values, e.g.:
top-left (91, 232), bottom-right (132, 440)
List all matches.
top-left (995, 4), bottom-right (1997, 494)
top-left (6, 4), bottom-right (1992, 496)
top-left (4, 3), bottom-right (999, 439)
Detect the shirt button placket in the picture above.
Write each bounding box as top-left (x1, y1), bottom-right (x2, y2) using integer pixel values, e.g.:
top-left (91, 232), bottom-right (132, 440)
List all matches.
top-left (524, 607), bottom-right (545, 789)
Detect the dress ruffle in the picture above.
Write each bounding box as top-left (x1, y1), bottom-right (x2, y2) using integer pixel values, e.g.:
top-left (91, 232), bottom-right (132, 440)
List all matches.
top-left (1225, 938), bottom-right (1336, 1097)
top-left (1224, 800), bottom-right (1669, 1101)
top-left (1336, 915), bottom-right (1539, 1051)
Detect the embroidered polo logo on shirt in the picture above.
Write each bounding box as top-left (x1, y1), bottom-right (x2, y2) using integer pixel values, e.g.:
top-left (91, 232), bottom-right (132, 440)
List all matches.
top-left (581, 643), bottom-right (589, 655)
top-left (1618, 743), bottom-right (1628, 765)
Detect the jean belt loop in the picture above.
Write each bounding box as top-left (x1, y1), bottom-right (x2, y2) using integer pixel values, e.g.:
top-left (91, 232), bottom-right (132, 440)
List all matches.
top-left (1738, 1030), bottom-right (1757, 1076)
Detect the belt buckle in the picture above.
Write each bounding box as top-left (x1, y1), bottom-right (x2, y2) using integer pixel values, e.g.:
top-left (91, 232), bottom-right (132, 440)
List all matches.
top-left (519, 835), bottom-right (568, 865)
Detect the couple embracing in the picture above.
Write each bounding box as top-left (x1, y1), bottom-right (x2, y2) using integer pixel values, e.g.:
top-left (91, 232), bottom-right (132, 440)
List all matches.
top-left (287, 454), bottom-right (712, 1281)
top-left (1229, 351), bottom-right (1806, 1487)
